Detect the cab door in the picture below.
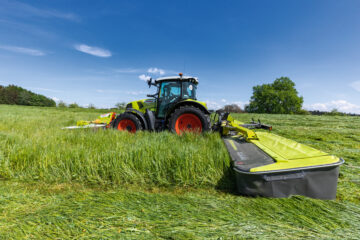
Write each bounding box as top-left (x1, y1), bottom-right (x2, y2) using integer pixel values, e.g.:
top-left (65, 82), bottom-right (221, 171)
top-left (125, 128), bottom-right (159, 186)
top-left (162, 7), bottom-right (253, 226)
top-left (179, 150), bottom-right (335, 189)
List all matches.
top-left (157, 81), bottom-right (181, 118)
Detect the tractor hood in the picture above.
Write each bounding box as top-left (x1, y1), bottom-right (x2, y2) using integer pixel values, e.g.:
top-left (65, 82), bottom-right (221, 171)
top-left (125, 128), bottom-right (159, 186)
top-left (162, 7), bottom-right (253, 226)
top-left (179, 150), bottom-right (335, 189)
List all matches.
top-left (125, 99), bottom-right (156, 113)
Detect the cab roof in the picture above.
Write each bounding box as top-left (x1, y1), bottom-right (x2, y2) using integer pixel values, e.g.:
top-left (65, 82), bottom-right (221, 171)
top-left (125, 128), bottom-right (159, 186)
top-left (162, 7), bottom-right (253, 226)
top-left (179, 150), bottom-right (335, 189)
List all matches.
top-left (155, 76), bottom-right (198, 84)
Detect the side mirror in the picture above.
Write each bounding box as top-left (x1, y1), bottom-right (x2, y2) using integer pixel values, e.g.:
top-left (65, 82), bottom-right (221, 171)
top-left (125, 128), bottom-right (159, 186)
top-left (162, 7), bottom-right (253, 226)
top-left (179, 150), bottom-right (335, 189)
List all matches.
top-left (147, 78), bottom-right (153, 88)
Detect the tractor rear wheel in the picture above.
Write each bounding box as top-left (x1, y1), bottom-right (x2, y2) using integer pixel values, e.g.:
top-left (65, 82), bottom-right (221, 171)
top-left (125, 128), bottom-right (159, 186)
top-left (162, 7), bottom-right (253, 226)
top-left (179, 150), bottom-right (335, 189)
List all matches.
top-left (114, 113), bottom-right (143, 133)
top-left (168, 105), bottom-right (210, 135)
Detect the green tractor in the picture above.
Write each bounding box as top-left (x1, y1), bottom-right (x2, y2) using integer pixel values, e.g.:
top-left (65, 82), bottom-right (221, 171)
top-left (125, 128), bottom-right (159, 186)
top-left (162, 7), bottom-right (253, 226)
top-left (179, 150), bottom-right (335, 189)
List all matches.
top-left (113, 73), bottom-right (211, 134)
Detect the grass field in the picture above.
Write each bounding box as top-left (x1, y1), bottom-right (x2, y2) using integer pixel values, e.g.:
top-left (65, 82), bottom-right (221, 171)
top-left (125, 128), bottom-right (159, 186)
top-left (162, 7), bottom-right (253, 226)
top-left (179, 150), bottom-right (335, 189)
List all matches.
top-left (0, 104), bottom-right (360, 239)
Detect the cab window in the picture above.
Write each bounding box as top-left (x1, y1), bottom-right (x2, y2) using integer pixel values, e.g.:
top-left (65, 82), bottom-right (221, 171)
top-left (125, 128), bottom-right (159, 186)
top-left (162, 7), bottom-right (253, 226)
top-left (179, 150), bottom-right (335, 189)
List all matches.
top-left (159, 82), bottom-right (181, 100)
top-left (182, 82), bottom-right (197, 99)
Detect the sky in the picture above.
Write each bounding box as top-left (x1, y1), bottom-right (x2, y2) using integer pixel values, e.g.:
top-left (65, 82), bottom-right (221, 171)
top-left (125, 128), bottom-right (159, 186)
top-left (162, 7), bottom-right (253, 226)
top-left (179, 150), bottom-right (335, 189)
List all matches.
top-left (0, 0), bottom-right (360, 113)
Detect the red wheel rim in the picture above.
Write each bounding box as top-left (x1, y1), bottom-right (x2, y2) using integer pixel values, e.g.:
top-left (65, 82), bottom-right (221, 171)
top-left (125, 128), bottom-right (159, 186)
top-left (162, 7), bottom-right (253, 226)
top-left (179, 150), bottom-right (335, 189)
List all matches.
top-left (117, 119), bottom-right (136, 133)
top-left (175, 113), bottom-right (202, 135)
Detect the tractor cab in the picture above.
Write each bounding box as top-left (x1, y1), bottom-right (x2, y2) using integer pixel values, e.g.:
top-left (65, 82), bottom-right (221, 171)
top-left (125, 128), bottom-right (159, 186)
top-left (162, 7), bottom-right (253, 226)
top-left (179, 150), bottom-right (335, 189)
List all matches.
top-left (147, 73), bottom-right (198, 118)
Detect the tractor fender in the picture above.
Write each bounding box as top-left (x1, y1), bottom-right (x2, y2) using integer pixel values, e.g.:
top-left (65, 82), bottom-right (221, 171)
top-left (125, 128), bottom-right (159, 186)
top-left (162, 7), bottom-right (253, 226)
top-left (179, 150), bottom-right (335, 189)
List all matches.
top-left (165, 100), bottom-right (210, 119)
top-left (123, 108), bottom-right (149, 130)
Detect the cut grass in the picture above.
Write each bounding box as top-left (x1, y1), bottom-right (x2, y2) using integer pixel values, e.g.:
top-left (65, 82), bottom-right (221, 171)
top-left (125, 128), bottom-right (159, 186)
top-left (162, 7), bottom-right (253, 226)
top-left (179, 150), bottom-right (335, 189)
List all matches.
top-left (1, 181), bottom-right (360, 239)
top-left (0, 104), bottom-right (360, 239)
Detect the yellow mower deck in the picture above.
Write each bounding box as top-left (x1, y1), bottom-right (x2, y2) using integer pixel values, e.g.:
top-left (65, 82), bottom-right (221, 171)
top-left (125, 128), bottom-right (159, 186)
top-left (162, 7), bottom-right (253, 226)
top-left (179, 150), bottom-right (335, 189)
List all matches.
top-left (221, 117), bottom-right (344, 199)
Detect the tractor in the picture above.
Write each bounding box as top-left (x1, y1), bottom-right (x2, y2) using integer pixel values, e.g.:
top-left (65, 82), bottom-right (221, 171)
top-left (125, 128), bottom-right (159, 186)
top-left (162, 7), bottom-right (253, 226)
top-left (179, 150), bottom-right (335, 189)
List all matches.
top-left (113, 73), bottom-right (211, 134)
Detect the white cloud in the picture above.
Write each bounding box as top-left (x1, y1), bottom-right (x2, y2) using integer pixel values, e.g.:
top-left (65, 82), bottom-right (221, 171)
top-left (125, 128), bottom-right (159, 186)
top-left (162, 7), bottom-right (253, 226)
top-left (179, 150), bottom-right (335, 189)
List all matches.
top-left (74, 44), bottom-right (111, 58)
top-left (28, 87), bottom-right (62, 93)
top-left (350, 81), bottom-right (360, 92)
top-left (148, 67), bottom-right (165, 75)
top-left (305, 100), bottom-right (360, 114)
top-left (139, 74), bottom-right (151, 81)
top-left (0, 45), bottom-right (45, 56)
top-left (0, 0), bottom-right (79, 21)
top-left (204, 100), bottom-right (222, 110)
top-left (114, 68), bottom-right (142, 73)
top-left (51, 97), bottom-right (60, 102)
top-left (204, 100), bottom-right (248, 110)
top-left (232, 101), bottom-right (249, 109)
top-left (126, 91), bottom-right (147, 96)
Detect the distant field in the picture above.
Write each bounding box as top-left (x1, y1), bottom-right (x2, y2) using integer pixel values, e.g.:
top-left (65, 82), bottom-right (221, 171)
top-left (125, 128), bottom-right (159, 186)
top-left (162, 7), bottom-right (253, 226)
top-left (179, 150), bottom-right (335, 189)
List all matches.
top-left (0, 104), bottom-right (359, 239)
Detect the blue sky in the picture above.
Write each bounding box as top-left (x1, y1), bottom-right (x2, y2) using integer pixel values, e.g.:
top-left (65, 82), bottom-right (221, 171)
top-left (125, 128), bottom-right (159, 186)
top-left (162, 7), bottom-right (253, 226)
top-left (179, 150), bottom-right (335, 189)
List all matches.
top-left (0, 0), bottom-right (360, 113)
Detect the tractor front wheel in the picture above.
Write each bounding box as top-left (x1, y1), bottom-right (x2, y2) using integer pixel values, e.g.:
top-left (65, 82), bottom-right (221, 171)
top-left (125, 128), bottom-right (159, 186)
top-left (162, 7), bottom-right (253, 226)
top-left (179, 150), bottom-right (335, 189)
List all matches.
top-left (113, 113), bottom-right (143, 133)
top-left (168, 105), bottom-right (210, 135)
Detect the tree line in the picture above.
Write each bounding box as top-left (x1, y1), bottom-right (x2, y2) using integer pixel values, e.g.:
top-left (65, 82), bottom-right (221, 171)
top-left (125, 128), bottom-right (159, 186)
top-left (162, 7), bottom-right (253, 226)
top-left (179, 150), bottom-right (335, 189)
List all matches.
top-left (0, 85), bottom-right (55, 107)
top-left (2, 78), bottom-right (354, 115)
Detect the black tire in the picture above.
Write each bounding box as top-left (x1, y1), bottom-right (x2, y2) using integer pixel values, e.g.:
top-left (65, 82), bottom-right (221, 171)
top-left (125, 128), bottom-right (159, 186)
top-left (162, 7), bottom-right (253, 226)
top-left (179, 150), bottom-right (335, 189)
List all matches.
top-left (168, 105), bottom-right (211, 134)
top-left (113, 112), bottom-right (143, 132)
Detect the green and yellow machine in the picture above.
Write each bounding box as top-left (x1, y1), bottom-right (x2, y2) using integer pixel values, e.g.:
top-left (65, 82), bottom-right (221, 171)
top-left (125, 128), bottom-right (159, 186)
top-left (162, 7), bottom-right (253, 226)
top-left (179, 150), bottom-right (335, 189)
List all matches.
top-left (70, 73), bottom-right (344, 199)
top-left (113, 73), bottom-right (210, 134)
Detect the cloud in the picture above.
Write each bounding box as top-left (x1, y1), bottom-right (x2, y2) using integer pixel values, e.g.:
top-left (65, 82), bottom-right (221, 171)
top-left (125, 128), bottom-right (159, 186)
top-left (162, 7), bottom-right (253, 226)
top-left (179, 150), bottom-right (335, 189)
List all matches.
top-left (232, 101), bottom-right (249, 109)
top-left (51, 97), bottom-right (60, 102)
top-left (148, 67), bottom-right (165, 75)
top-left (74, 44), bottom-right (112, 58)
top-left (0, 0), bottom-right (80, 21)
top-left (126, 91), bottom-right (147, 95)
top-left (28, 87), bottom-right (62, 92)
top-left (114, 68), bottom-right (142, 73)
top-left (139, 74), bottom-right (151, 81)
top-left (0, 19), bottom-right (57, 39)
top-left (305, 100), bottom-right (360, 114)
top-left (350, 81), bottom-right (360, 92)
top-left (204, 100), bottom-right (248, 110)
top-left (0, 45), bottom-right (45, 56)
top-left (204, 100), bottom-right (223, 110)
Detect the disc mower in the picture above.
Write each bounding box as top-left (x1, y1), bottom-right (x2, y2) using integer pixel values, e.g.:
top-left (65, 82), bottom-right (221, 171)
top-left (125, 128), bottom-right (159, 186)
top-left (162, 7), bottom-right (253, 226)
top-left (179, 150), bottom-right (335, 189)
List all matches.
top-left (66, 73), bottom-right (344, 199)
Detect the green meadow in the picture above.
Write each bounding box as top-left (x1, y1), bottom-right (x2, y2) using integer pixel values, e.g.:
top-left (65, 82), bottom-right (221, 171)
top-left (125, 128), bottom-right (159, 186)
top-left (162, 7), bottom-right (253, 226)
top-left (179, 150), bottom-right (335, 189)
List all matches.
top-left (0, 105), bottom-right (359, 239)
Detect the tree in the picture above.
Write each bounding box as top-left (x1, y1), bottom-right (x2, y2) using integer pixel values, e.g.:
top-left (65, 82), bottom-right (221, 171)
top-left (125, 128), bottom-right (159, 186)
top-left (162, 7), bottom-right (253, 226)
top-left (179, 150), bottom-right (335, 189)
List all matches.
top-left (0, 84), bottom-right (56, 107)
top-left (115, 102), bottom-right (127, 110)
top-left (223, 104), bottom-right (244, 113)
top-left (68, 103), bottom-right (80, 108)
top-left (246, 77), bottom-right (303, 114)
top-left (88, 103), bottom-right (96, 109)
top-left (57, 101), bottom-right (67, 108)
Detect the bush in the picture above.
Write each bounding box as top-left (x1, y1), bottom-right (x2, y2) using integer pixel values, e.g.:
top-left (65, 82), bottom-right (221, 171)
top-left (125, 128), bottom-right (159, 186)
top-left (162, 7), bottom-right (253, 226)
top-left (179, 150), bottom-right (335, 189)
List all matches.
top-left (115, 102), bottom-right (127, 110)
top-left (68, 103), bottom-right (80, 108)
top-left (88, 104), bottom-right (96, 109)
top-left (297, 109), bottom-right (311, 115)
top-left (57, 101), bottom-right (67, 108)
top-left (222, 104), bottom-right (244, 113)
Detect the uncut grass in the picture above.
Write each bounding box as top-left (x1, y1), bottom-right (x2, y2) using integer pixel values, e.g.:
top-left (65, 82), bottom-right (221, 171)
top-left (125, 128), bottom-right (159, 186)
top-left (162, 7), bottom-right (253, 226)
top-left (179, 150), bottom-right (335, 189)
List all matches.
top-left (0, 105), bottom-right (231, 188)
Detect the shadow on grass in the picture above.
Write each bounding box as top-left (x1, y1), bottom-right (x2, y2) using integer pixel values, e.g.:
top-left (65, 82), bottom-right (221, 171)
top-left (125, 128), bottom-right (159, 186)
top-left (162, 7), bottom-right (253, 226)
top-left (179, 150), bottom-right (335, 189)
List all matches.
top-left (215, 165), bottom-right (237, 194)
